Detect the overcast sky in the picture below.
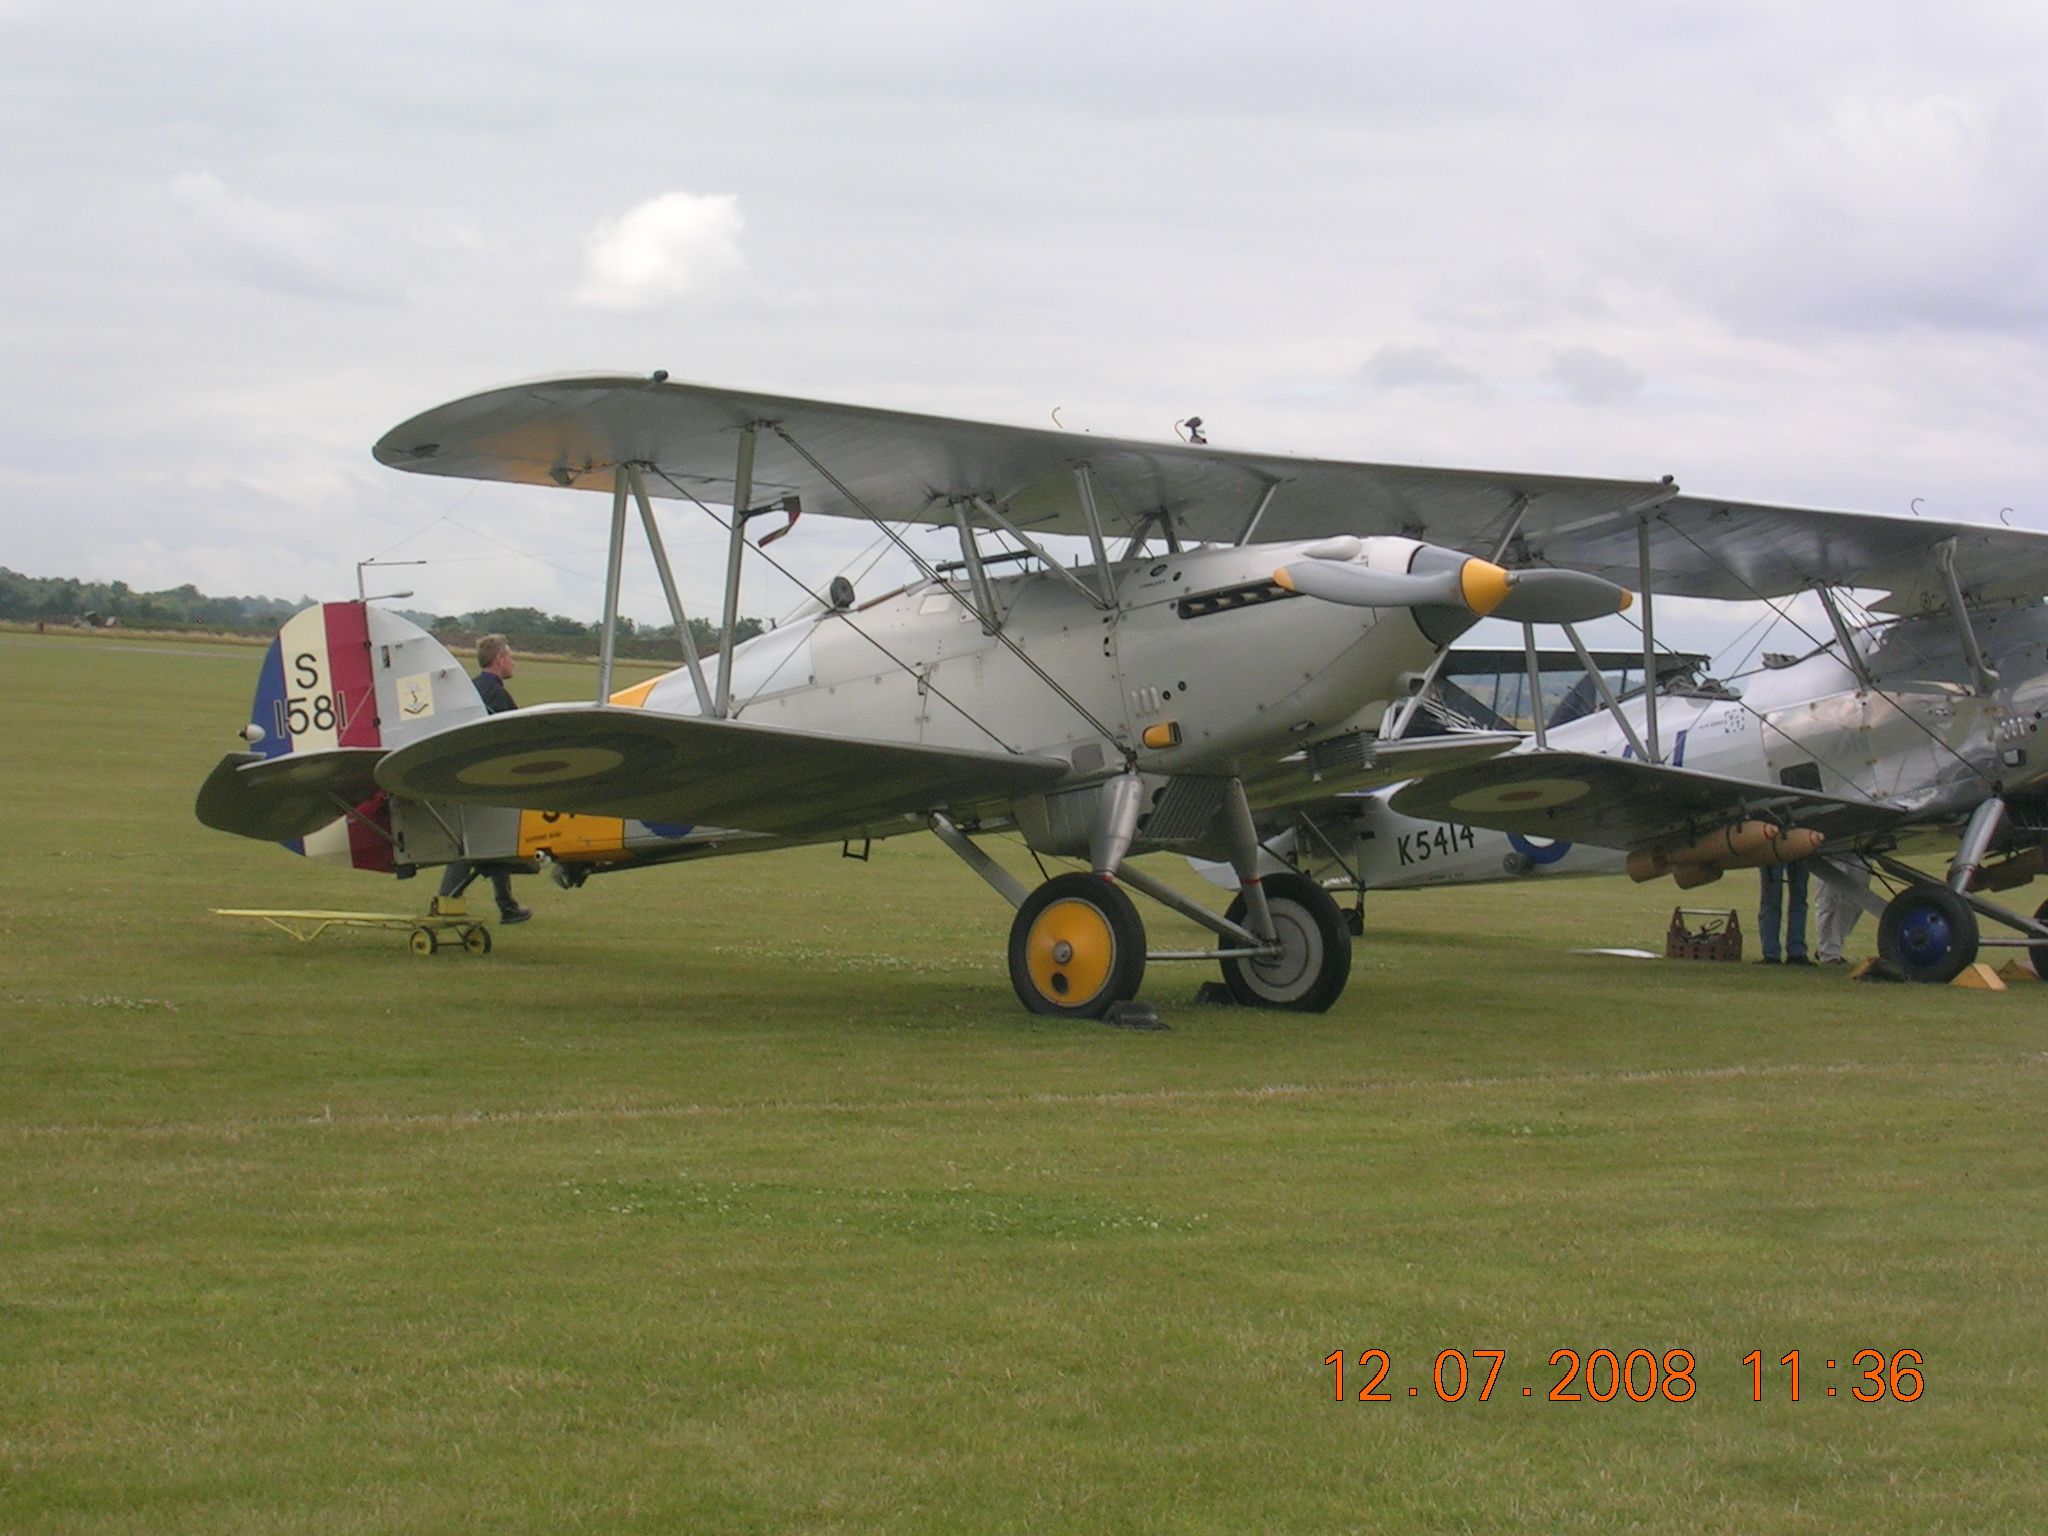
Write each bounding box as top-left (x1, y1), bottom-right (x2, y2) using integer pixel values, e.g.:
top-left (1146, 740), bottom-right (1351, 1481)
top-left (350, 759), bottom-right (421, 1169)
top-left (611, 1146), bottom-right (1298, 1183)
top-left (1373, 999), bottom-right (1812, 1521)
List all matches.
top-left (6, 0), bottom-right (2047, 671)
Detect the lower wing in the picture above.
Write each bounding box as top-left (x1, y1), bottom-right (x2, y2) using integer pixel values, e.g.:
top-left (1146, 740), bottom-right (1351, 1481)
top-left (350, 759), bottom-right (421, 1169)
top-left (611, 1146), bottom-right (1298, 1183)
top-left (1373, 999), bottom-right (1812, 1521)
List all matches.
top-left (1389, 749), bottom-right (1909, 850)
top-left (373, 705), bottom-right (1071, 841)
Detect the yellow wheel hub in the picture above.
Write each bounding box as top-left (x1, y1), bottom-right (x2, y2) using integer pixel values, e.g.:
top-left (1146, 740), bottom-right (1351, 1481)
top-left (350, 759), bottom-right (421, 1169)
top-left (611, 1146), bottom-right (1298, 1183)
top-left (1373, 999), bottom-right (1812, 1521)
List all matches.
top-left (1025, 897), bottom-right (1116, 1006)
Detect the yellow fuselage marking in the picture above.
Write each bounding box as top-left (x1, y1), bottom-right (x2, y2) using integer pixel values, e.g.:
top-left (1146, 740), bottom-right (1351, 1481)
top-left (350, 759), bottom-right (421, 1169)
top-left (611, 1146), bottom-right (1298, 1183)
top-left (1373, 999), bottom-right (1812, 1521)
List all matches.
top-left (518, 808), bottom-right (629, 861)
top-left (511, 675), bottom-right (657, 860)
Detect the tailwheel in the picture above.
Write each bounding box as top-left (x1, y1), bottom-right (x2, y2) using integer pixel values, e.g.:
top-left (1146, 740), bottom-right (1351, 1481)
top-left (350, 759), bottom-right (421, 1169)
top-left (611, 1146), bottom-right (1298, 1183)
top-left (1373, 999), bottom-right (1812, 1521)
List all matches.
top-left (1220, 872), bottom-right (1352, 1011)
top-left (1008, 872), bottom-right (1147, 1019)
top-left (1877, 883), bottom-right (1979, 983)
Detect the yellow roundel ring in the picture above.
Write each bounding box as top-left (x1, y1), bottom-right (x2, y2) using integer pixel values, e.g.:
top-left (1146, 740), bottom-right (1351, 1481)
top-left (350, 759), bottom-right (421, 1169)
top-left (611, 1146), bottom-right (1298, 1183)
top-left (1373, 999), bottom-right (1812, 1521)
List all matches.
top-left (1024, 897), bottom-right (1118, 1006)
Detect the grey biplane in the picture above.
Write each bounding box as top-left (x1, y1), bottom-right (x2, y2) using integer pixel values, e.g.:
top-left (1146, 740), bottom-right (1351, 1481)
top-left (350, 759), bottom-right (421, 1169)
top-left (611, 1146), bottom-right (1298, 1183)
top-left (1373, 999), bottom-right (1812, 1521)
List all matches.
top-left (1207, 518), bottom-right (2048, 982)
top-left (197, 374), bottom-right (2048, 1012)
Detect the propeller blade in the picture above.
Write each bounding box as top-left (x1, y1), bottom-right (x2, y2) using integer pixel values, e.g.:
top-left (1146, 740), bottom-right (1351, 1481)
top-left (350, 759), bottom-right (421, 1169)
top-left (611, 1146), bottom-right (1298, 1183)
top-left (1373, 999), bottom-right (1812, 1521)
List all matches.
top-left (1274, 556), bottom-right (1515, 616)
top-left (1490, 569), bottom-right (1634, 623)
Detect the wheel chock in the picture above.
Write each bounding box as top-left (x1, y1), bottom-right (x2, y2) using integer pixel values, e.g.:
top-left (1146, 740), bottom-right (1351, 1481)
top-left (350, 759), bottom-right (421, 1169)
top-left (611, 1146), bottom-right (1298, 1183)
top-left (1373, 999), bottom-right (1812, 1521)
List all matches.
top-left (1850, 957), bottom-right (1907, 982)
top-left (1951, 962), bottom-right (2007, 991)
top-left (1996, 959), bottom-right (2040, 984)
top-left (1104, 1001), bottom-right (1168, 1030)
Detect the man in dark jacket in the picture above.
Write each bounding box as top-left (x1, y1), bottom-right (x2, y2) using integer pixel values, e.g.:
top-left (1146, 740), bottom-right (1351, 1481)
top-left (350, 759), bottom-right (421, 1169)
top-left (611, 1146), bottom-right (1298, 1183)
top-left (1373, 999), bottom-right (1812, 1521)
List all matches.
top-left (435, 634), bottom-right (532, 923)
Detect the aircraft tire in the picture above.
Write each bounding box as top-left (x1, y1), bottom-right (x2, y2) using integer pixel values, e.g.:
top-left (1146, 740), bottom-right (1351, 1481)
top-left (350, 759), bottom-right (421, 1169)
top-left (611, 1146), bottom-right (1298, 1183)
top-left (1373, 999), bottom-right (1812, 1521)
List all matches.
top-left (1877, 883), bottom-right (1979, 983)
top-left (2029, 899), bottom-right (2048, 981)
top-left (1008, 873), bottom-right (1147, 1019)
top-left (1221, 872), bottom-right (1353, 1011)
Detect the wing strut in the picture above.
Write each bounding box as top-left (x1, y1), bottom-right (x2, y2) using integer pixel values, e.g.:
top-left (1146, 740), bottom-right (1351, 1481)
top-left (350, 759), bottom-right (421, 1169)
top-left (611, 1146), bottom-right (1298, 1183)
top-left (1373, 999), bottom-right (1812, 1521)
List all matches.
top-left (1071, 464), bottom-right (1119, 605)
top-left (1382, 645), bottom-right (1456, 741)
top-left (626, 463), bottom-right (716, 715)
top-left (1637, 516), bottom-right (1660, 764)
top-left (1521, 624), bottom-right (1549, 749)
top-left (714, 424), bottom-right (760, 718)
top-left (1626, 481), bottom-right (1682, 763)
top-left (594, 464), bottom-right (720, 715)
top-left (1118, 507), bottom-right (1182, 562)
top-left (597, 469), bottom-right (630, 702)
top-left (949, 500), bottom-right (1001, 636)
top-left (1935, 538), bottom-right (2000, 694)
top-left (971, 496), bottom-right (1113, 611)
top-left (1560, 621), bottom-right (1648, 760)
top-left (1235, 480), bottom-right (1282, 545)
top-left (1814, 584), bottom-right (1876, 692)
top-left (1488, 492), bottom-right (1531, 562)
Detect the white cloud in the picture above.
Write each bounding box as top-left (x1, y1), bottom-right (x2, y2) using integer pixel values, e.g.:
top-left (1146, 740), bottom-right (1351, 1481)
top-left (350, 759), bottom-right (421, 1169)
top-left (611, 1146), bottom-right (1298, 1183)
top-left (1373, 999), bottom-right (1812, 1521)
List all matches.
top-left (575, 191), bottom-right (747, 309)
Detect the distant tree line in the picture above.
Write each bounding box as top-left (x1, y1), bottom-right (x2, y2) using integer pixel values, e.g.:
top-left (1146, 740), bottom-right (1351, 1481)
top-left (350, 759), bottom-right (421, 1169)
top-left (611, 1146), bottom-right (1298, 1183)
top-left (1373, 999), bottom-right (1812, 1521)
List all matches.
top-left (414, 605), bottom-right (766, 661)
top-left (0, 568), bottom-right (307, 631)
top-left (1, 569), bottom-right (763, 658)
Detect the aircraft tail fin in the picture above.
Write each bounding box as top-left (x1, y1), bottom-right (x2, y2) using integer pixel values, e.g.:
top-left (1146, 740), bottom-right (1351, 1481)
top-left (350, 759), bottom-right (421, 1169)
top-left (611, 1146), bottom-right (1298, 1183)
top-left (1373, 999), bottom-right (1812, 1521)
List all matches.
top-left (198, 601), bottom-right (485, 868)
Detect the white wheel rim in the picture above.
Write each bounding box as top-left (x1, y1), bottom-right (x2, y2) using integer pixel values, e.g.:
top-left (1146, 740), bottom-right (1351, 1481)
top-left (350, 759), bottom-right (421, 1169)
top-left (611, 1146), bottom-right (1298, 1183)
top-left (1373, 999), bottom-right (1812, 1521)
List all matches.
top-left (1245, 902), bottom-right (1320, 1000)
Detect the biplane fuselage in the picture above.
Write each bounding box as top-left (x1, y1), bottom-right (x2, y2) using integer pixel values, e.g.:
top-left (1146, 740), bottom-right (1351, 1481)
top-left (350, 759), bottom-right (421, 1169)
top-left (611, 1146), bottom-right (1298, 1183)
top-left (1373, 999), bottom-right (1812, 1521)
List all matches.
top-left (632, 538), bottom-right (1444, 785)
top-left (1257, 603), bottom-right (2048, 898)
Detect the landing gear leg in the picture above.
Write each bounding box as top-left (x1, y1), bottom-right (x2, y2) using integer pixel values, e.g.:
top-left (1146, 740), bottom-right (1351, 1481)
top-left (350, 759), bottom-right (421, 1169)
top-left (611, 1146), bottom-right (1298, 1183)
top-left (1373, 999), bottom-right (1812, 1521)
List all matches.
top-left (1871, 841), bottom-right (2048, 983)
top-left (1874, 794), bottom-right (2006, 980)
top-left (932, 792), bottom-right (1152, 1021)
top-left (1218, 779), bottom-right (1352, 1011)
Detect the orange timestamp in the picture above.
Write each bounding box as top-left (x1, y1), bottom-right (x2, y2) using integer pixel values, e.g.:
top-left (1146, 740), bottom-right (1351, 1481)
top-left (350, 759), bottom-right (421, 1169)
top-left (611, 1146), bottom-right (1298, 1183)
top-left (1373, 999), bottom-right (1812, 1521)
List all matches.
top-left (1325, 1348), bottom-right (1926, 1403)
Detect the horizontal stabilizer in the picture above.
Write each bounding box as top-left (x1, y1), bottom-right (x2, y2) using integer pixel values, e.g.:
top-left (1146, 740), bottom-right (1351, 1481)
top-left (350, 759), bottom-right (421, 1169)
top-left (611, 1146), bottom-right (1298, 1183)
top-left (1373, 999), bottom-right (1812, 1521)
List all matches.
top-left (195, 748), bottom-right (385, 842)
top-left (1390, 749), bottom-right (1907, 850)
top-left (374, 706), bottom-right (1070, 839)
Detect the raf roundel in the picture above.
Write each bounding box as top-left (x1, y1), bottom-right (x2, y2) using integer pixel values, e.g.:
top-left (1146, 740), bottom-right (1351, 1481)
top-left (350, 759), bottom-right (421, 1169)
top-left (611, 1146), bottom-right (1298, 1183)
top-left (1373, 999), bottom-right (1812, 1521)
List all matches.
top-left (454, 747), bottom-right (630, 789)
top-left (1447, 777), bottom-right (1592, 816)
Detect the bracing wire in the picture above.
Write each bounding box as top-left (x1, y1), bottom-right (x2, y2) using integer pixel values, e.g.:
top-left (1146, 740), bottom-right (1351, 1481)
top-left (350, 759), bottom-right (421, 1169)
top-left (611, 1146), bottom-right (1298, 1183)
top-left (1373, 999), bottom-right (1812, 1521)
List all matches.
top-left (1649, 514), bottom-right (1995, 791)
top-left (647, 465), bottom-right (1024, 755)
top-left (767, 425), bottom-right (1133, 755)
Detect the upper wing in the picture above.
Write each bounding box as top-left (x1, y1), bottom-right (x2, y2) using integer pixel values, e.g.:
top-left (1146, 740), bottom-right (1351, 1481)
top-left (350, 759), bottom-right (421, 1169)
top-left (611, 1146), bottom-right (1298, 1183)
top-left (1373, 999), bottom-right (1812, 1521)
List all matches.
top-left (1388, 749), bottom-right (1911, 851)
top-left (373, 705), bottom-right (1069, 839)
top-left (373, 374), bottom-right (2048, 603)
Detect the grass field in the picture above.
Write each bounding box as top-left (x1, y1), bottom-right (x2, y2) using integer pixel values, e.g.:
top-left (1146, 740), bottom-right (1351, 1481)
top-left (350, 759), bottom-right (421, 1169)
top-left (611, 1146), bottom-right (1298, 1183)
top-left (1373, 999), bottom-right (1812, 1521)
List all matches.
top-left (3, 628), bottom-right (2045, 1533)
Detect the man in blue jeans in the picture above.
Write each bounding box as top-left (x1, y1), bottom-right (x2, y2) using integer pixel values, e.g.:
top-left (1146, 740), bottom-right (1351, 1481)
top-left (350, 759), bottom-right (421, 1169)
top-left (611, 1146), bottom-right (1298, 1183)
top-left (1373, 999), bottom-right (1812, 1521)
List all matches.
top-left (1758, 862), bottom-right (1811, 965)
top-left (435, 634), bottom-right (532, 924)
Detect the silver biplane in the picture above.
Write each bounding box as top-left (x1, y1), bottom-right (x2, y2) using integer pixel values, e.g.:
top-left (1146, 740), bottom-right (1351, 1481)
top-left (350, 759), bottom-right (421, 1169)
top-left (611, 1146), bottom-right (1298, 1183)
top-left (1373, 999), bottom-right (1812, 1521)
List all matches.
top-left (197, 374), bottom-right (2048, 1012)
top-left (1211, 533), bottom-right (2048, 982)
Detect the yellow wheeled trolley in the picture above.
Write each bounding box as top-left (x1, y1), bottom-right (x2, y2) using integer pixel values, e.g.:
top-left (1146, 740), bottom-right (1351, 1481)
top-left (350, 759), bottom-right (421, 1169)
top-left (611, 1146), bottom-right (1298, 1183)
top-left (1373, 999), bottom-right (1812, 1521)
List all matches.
top-left (212, 909), bottom-right (493, 955)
